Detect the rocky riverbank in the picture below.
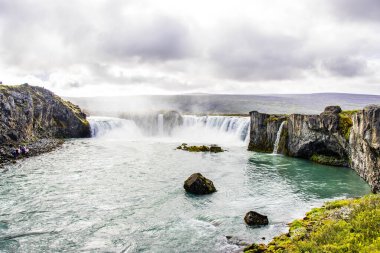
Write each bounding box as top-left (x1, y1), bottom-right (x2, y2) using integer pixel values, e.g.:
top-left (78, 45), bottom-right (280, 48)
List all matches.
top-left (0, 84), bottom-right (90, 165)
top-left (248, 105), bottom-right (380, 193)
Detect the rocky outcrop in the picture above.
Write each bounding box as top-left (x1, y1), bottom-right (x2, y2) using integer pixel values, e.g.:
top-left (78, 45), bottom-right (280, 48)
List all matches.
top-left (184, 173), bottom-right (217, 194)
top-left (163, 110), bottom-right (183, 135)
top-left (286, 106), bottom-right (349, 166)
top-left (244, 211), bottom-right (269, 226)
top-left (0, 84), bottom-right (90, 162)
top-left (350, 105), bottom-right (380, 193)
top-left (177, 143), bottom-right (224, 153)
top-left (248, 105), bottom-right (380, 192)
top-left (248, 112), bottom-right (287, 153)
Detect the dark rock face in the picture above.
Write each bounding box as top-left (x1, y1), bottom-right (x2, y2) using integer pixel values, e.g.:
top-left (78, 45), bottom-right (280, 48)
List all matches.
top-left (184, 173), bottom-right (216, 195)
top-left (244, 211), bottom-right (269, 226)
top-left (350, 105), bottom-right (380, 193)
top-left (286, 106), bottom-right (349, 166)
top-left (248, 111), bottom-right (287, 153)
top-left (0, 84), bottom-right (90, 145)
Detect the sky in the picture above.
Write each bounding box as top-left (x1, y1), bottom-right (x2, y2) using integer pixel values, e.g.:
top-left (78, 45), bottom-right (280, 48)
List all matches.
top-left (0, 0), bottom-right (379, 96)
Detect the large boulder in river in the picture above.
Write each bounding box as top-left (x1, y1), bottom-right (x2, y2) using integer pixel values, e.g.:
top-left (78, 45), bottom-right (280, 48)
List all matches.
top-left (244, 211), bottom-right (269, 226)
top-left (184, 173), bottom-right (216, 195)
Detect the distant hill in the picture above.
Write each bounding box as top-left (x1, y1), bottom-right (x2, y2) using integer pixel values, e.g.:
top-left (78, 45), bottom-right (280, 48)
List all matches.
top-left (66, 93), bottom-right (380, 116)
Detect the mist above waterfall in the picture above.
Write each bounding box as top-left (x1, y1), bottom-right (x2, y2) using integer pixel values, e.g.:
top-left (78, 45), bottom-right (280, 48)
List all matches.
top-left (68, 93), bottom-right (380, 116)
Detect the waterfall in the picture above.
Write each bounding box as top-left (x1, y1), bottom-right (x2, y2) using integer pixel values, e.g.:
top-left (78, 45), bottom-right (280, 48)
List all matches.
top-left (88, 114), bottom-right (250, 145)
top-left (273, 121), bottom-right (286, 154)
top-left (88, 116), bottom-right (142, 137)
top-left (157, 114), bottom-right (164, 135)
top-left (181, 115), bottom-right (250, 142)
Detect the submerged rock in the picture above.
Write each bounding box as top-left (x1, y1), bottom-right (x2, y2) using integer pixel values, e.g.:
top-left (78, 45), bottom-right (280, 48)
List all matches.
top-left (226, 236), bottom-right (250, 247)
top-left (244, 211), bottom-right (269, 226)
top-left (184, 173), bottom-right (216, 195)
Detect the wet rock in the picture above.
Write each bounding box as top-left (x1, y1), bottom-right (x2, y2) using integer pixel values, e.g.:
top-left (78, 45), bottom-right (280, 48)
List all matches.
top-left (184, 173), bottom-right (216, 195)
top-left (210, 145), bottom-right (223, 153)
top-left (244, 211), bottom-right (269, 226)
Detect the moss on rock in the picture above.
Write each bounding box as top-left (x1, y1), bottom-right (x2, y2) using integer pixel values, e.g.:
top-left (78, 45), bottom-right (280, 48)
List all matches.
top-left (177, 143), bottom-right (224, 153)
top-left (338, 110), bottom-right (358, 141)
top-left (310, 154), bottom-right (347, 167)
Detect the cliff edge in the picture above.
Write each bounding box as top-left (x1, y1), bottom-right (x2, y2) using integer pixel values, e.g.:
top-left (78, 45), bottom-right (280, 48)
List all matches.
top-left (0, 84), bottom-right (90, 163)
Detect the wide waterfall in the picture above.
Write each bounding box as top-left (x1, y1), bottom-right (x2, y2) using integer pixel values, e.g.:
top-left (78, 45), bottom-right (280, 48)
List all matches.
top-left (273, 121), bottom-right (286, 154)
top-left (88, 114), bottom-right (250, 145)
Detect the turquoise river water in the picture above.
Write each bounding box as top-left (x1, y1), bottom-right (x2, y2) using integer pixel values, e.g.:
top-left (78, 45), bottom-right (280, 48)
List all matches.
top-left (0, 116), bottom-right (370, 252)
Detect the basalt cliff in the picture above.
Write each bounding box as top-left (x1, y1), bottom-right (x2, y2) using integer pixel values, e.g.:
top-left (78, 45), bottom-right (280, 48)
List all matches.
top-left (248, 105), bottom-right (380, 193)
top-left (0, 84), bottom-right (90, 163)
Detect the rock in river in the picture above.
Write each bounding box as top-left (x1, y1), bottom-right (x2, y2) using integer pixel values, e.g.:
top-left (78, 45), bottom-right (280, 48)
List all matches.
top-left (244, 211), bottom-right (269, 226)
top-left (184, 173), bottom-right (216, 195)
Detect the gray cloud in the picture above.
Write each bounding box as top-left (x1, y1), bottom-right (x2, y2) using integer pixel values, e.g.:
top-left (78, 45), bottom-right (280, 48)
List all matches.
top-left (322, 57), bottom-right (369, 77)
top-left (332, 0), bottom-right (380, 22)
top-left (209, 26), bottom-right (315, 81)
top-left (99, 16), bottom-right (195, 62)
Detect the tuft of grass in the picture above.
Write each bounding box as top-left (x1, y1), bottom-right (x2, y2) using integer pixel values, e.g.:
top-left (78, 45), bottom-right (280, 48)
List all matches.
top-left (244, 194), bottom-right (380, 253)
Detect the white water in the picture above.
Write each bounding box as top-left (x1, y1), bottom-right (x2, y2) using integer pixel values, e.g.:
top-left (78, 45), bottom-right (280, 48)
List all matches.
top-left (88, 115), bottom-right (250, 146)
top-left (273, 121), bottom-right (286, 154)
top-left (88, 116), bottom-right (143, 139)
top-left (157, 114), bottom-right (164, 136)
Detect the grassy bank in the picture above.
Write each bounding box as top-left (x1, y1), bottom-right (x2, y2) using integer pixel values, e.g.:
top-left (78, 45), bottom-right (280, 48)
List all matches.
top-left (245, 194), bottom-right (380, 253)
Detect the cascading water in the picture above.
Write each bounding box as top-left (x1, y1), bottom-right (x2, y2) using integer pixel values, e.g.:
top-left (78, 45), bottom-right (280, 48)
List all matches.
top-left (88, 114), bottom-right (250, 145)
top-left (273, 121), bottom-right (286, 154)
top-left (178, 115), bottom-right (250, 144)
top-left (88, 116), bottom-right (142, 138)
top-left (157, 114), bottom-right (164, 136)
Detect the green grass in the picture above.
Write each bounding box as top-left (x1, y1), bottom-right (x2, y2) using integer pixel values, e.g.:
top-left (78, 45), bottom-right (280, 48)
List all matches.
top-left (338, 110), bottom-right (359, 141)
top-left (244, 194), bottom-right (380, 253)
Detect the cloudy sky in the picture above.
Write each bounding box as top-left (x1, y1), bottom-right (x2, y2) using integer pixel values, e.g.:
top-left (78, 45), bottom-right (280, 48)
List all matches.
top-left (0, 0), bottom-right (379, 96)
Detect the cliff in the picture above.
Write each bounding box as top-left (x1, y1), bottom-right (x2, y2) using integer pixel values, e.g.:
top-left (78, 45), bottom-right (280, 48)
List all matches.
top-left (248, 105), bottom-right (380, 192)
top-left (350, 106), bottom-right (380, 193)
top-left (0, 84), bottom-right (90, 162)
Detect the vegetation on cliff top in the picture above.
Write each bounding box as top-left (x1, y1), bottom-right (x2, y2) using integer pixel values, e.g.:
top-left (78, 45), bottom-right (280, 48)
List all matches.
top-left (244, 194), bottom-right (380, 253)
